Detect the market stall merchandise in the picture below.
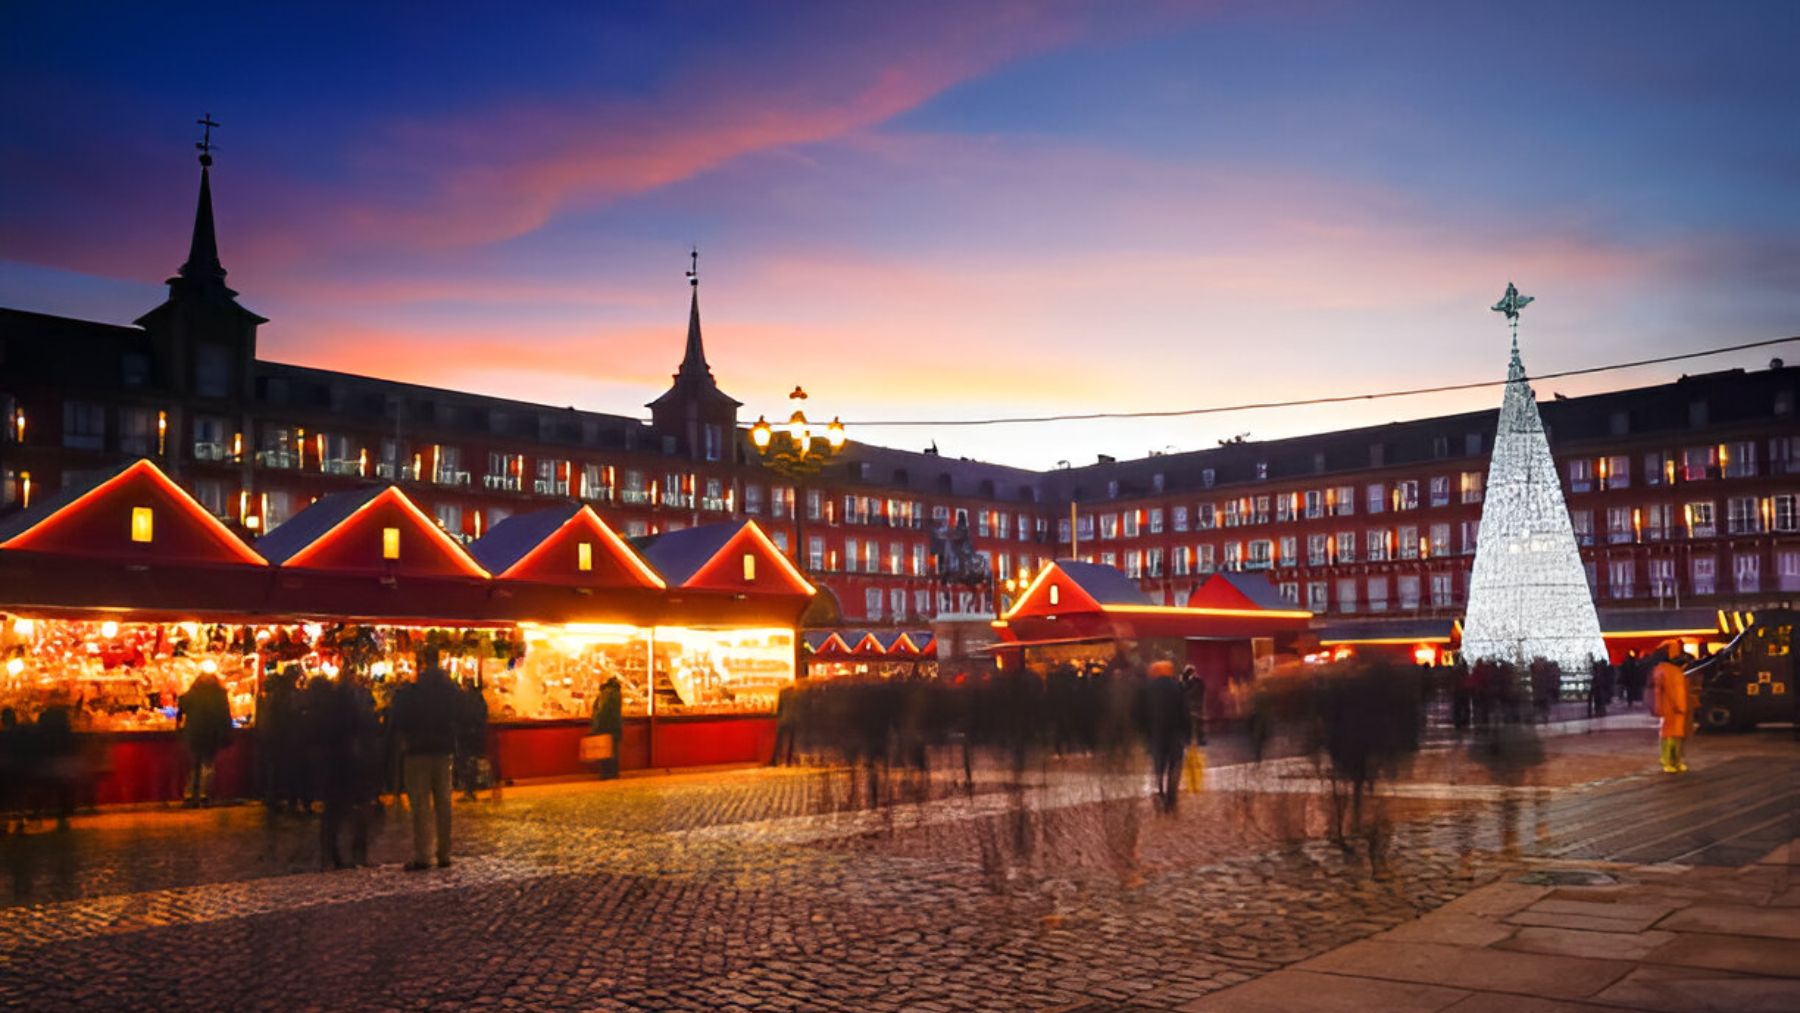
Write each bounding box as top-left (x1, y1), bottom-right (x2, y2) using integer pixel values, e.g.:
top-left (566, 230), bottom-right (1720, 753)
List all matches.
top-left (0, 462), bottom-right (816, 802)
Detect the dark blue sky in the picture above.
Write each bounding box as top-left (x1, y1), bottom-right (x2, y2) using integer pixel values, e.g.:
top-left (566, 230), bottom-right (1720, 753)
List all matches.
top-left (3, 2), bottom-right (1795, 466)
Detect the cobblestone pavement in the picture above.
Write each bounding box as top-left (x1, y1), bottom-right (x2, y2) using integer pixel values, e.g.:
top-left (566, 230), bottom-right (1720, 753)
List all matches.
top-left (1, 728), bottom-right (1794, 1011)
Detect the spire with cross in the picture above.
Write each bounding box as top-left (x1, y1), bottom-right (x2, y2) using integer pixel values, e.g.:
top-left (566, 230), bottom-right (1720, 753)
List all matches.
top-left (686, 246), bottom-right (699, 288)
top-left (196, 113), bottom-right (219, 167)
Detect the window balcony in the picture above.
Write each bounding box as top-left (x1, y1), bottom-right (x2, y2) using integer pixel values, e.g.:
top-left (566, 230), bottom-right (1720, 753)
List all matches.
top-left (435, 470), bottom-right (471, 487)
top-left (701, 496), bottom-right (728, 511)
top-left (322, 459), bottom-right (361, 476)
top-left (257, 450), bottom-right (298, 469)
top-left (193, 442), bottom-right (231, 462)
top-left (1607, 530), bottom-right (1634, 544)
top-left (620, 489), bottom-right (650, 505)
top-left (483, 475), bottom-right (521, 492)
top-left (533, 479), bottom-right (570, 496)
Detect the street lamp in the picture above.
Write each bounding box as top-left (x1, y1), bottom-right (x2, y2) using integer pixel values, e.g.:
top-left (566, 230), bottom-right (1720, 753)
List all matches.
top-left (749, 386), bottom-right (847, 571)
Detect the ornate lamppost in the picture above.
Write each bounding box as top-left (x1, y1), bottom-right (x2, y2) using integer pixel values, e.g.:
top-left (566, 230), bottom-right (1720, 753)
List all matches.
top-left (749, 386), bottom-right (847, 574)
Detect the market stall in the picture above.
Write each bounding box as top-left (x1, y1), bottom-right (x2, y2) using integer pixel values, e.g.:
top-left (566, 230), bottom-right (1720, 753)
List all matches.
top-left (0, 464), bottom-right (816, 804)
top-left (992, 561), bottom-right (1312, 719)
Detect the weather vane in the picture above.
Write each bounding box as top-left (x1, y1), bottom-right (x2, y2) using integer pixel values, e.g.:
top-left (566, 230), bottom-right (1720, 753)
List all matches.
top-left (686, 246), bottom-right (699, 288)
top-left (195, 113), bottom-right (219, 167)
top-left (1490, 280), bottom-right (1534, 353)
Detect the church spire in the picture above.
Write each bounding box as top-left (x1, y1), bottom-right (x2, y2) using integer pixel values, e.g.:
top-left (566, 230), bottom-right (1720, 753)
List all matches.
top-left (677, 246), bottom-right (712, 381)
top-left (178, 114), bottom-right (228, 286)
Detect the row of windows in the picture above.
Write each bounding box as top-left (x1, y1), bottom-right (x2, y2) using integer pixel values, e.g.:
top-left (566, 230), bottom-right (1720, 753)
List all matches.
top-left (1571, 495), bottom-right (1799, 544)
top-left (1067, 475), bottom-right (1485, 542)
top-left (1278, 547), bottom-right (1800, 615)
top-left (1567, 439), bottom-right (1800, 490)
top-left (1598, 550), bottom-right (1800, 598)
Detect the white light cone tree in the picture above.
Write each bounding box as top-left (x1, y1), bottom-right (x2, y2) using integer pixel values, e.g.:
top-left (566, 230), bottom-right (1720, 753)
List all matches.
top-left (1460, 284), bottom-right (1606, 686)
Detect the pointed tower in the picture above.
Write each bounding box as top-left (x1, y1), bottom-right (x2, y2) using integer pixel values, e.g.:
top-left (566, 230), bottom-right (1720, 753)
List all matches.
top-left (647, 250), bottom-right (742, 461)
top-left (135, 116), bottom-right (266, 401)
top-left (1460, 284), bottom-right (1606, 679)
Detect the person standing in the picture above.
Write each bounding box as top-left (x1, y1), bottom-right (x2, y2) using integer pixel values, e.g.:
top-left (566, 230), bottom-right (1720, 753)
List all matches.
top-left (769, 682), bottom-right (799, 767)
top-left (1139, 667), bottom-right (1190, 812)
top-left (1649, 644), bottom-right (1693, 774)
top-left (177, 670), bottom-right (233, 807)
top-left (390, 662), bottom-right (461, 870)
top-left (454, 678), bottom-right (488, 802)
top-left (1179, 665), bottom-right (1208, 746)
top-left (589, 676), bottom-right (623, 780)
top-left (317, 673), bottom-right (378, 868)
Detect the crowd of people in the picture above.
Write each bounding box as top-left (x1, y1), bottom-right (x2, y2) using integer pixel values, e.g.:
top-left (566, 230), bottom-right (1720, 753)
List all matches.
top-left (773, 658), bottom-right (1209, 811)
top-left (254, 658), bottom-right (487, 869)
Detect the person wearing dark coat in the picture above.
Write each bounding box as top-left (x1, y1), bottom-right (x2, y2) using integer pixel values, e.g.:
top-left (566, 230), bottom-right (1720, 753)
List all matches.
top-left (317, 674), bottom-right (379, 868)
top-left (1139, 671), bottom-right (1191, 811)
top-left (454, 679), bottom-right (489, 801)
top-left (589, 676), bottom-right (623, 780)
top-left (1179, 665), bottom-right (1208, 746)
top-left (769, 683), bottom-right (799, 767)
top-left (177, 673), bottom-right (233, 807)
top-left (390, 664), bottom-right (462, 869)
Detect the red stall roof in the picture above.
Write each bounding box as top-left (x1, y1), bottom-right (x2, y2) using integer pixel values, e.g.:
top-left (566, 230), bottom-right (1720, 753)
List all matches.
top-left (257, 485), bottom-right (488, 579)
top-left (0, 459), bottom-right (265, 567)
top-left (470, 503), bottom-right (663, 588)
top-left (632, 519), bottom-right (813, 597)
top-left (999, 561), bottom-right (1311, 644)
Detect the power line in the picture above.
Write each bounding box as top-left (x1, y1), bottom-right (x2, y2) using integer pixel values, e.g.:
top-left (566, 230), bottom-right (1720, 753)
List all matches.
top-left (843, 335), bottom-right (1800, 428)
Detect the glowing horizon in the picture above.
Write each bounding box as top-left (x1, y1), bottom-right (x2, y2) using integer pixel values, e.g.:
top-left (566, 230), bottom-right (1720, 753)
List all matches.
top-left (2, 3), bottom-right (1796, 469)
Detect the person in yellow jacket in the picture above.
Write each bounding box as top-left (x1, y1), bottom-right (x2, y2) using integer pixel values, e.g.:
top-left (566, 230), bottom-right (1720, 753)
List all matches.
top-left (1649, 643), bottom-right (1693, 774)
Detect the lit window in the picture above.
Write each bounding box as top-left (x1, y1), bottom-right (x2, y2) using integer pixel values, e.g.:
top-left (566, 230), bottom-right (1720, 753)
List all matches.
top-left (743, 553), bottom-right (757, 581)
top-left (130, 506), bottom-right (154, 543)
top-left (382, 527), bottom-right (401, 560)
top-left (577, 541), bottom-right (593, 572)
top-left (1048, 584), bottom-right (1060, 606)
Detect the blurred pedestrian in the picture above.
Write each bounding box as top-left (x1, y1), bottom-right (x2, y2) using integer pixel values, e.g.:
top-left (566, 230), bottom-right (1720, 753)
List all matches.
top-left (0, 708), bottom-right (21, 833)
top-left (587, 675), bottom-right (623, 781)
top-left (1179, 664), bottom-right (1207, 746)
top-left (1588, 658), bottom-right (1613, 719)
top-left (1649, 644), bottom-right (1693, 774)
top-left (33, 702), bottom-right (77, 828)
top-left (1139, 667), bottom-right (1189, 811)
top-left (177, 670), bottom-right (233, 807)
top-left (1529, 658), bottom-right (1559, 724)
top-left (391, 662), bottom-right (461, 870)
top-left (317, 673), bottom-right (378, 868)
top-left (454, 678), bottom-right (488, 801)
top-left (769, 682), bottom-right (799, 767)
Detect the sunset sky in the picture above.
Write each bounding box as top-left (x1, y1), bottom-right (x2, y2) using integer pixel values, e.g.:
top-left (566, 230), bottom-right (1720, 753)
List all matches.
top-left (2, 2), bottom-right (1795, 469)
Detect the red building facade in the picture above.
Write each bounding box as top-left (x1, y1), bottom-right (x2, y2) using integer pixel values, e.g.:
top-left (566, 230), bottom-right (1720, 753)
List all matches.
top-left (2, 157), bottom-right (1797, 636)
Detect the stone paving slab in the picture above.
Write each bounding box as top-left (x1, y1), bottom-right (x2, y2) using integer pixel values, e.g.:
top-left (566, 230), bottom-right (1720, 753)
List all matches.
top-left (1493, 925), bottom-right (1676, 961)
top-left (1640, 931), bottom-right (1800, 978)
top-left (1591, 965), bottom-right (1800, 1013)
top-left (1293, 939), bottom-right (1636, 1000)
top-left (1658, 902), bottom-right (1800, 939)
top-left (1174, 969), bottom-right (1468, 1012)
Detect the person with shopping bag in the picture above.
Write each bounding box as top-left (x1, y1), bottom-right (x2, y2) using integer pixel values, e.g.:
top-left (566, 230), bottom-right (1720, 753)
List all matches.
top-left (584, 676), bottom-right (622, 780)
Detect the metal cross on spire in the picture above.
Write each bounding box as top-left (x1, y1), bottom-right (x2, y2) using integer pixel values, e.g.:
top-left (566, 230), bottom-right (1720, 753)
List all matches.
top-left (195, 113), bottom-right (219, 167)
top-left (686, 246), bottom-right (699, 288)
top-left (1491, 280), bottom-right (1535, 354)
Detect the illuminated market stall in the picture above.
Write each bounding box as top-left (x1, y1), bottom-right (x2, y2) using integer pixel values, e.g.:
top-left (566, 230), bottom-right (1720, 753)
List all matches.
top-left (0, 459), bottom-right (815, 804)
top-left (992, 561), bottom-right (1312, 719)
top-left (0, 460), bottom-right (274, 802)
top-left (802, 629), bottom-right (937, 680)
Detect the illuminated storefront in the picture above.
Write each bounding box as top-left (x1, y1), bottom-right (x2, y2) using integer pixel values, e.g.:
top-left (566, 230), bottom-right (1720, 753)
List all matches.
top-left (0, 461), bottom-right (814, 801)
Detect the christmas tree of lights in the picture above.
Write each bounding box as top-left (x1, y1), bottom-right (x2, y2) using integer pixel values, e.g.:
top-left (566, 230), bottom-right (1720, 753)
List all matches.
top-left (1460, 283), bottom-right (1607, 681)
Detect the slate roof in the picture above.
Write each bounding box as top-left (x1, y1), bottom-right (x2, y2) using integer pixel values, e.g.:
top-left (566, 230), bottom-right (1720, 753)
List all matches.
top-left (468, 503), bottom-right (580, 575)
top-left (1207, 571), bottom-right (1297, 612)
top-left (1055, 560), bottom-right (1154, 607)
top-left (255, 486), bottom-right (386, 564)
top-left (630, 521), bottom-right (743, 586)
